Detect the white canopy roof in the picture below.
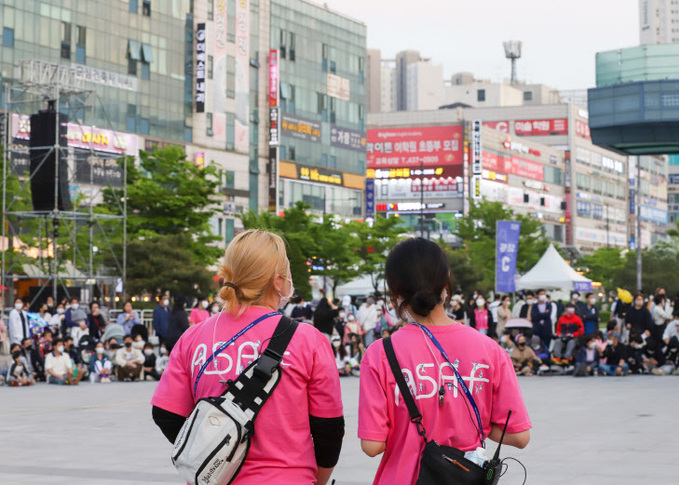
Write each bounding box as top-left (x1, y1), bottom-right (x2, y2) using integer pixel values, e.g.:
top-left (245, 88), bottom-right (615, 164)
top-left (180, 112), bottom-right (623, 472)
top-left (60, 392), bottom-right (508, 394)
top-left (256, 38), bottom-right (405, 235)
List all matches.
top-left (516, 244), bottom-right (592, 291)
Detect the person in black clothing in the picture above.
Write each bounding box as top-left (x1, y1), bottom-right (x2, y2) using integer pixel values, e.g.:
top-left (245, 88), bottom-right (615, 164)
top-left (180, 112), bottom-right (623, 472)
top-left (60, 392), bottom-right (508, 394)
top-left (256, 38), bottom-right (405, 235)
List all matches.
top-left (626, 335), bottom-right (646, 374)
top-left (313, 297), bottom-right (339, 340)
top-left (601, 331), bottom-right (629, 376)
top-left (64, 336), bottom-right (88, 380)
top-left (640, 337), bottom-right (665, 373)
top-left (22, 337), bottom-right (45, 381)
top-left (166, 295), bottom-right (190, 353)
top-left (448, 295), bottom-right (466, 322)
top-left (291, 296), bottom-right (313, 321)
top-left (142, 342), bottom-right (162, 380)
top-left (625, 292), bottom-right (653, 338)
top-left (87, 302), bottom-right (107, 342)
top-left (531, 289), bottom-right (554, 348)
top-left (519, 291), bottom-right (535, 319)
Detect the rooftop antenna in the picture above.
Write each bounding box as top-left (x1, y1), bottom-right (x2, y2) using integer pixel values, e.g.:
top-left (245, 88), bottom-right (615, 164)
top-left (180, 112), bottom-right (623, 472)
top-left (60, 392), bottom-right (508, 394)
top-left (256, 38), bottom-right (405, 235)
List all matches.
top-left (503, 41), bottom-right (522, 85)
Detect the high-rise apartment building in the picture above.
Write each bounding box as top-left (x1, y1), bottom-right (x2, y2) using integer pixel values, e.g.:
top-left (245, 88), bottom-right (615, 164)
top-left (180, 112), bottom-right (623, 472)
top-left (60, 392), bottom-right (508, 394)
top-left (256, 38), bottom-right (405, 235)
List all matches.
top-left (640, 0), bottom-right (679, 44)
top-left (406, 61), bottom-right (444, 111)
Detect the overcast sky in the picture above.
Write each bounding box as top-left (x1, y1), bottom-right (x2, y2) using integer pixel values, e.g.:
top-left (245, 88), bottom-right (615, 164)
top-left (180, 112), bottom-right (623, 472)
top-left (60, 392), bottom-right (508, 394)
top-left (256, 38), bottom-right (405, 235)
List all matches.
top-left (320, 0), bottom-right (639, 90)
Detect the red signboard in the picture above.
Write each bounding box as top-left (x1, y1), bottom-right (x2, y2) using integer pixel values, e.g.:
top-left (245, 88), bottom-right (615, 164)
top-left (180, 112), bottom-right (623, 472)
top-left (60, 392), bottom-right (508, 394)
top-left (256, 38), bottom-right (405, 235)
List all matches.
top-left (367, 126), bottom-right (463, 168)
top-left (509, 156), bottom-right (544, 181)
top-left (269, 49), bottom-right (278, 107)
top-left (575, 120), bottom-right (590, 139)
top-left (481, 151), bottom-right (509, 173)
top-left (483, 121), bottom-right (510, 133)
top-left (514, 118), bottom-right (568, 136)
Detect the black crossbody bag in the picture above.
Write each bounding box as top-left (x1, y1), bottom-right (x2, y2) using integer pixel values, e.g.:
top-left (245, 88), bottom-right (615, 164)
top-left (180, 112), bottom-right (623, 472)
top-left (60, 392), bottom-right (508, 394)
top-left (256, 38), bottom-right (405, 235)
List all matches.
top-left (383, 337), bottom-right (507, 485)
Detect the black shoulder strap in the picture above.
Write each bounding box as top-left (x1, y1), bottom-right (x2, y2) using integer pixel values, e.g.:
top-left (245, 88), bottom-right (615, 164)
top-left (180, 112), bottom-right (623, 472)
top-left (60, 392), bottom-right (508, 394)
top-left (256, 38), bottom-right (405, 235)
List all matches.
top-left (383, 337), bottom-right (427, 438)
top-left (223, 316), bottom-right (298, 422)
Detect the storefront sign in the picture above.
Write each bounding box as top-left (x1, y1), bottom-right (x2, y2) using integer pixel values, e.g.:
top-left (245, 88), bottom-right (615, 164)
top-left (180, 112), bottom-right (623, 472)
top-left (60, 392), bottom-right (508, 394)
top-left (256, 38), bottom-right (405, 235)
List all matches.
top-left (212, 0), bottom-right (228, 142)
top-left (472, 120), bottom-right (482, 175)
top-left (269, 107), bottom-right (280, 146)
top-left (514, 118), bottom-right (568, 136)
top-left (503, 138), bottom-right (541, 157)
top-left (143, 138), bottom-right (184, 152)
top-left (327, 73), bottom-right (351, 101)
top-left (269, 49), bottom-right (278, 107)
top-left (367, 165), bottom-right (461, 180)
top-left (281, 114), bottom-right (321, 142)
top-left (268, 146), bottom-right (278, 213)
top-left (510, 156), bottom-right (544, 181)
top-left (365, 178), bottom-right (375, 218)
top-left (374, 176), bottom-right (462, 201)
top-left (298, 164), bottom-right (342, 185)
top-left (234, 0), bottom-right (250, 152)
top-left (367, 126), bottom-right (463, 168)
top-left (195, 23), bottom-right (206, 113)
top-left (483, 120), bottom-right (510, 133)
top-left (72, 64), bottom-right (137, 92)
top-left (472, 175), bottom-right (482, 199)
top-left (575, 120), bottom-right (591, 139)
top-left (330, 126), bottom-right (365, 152)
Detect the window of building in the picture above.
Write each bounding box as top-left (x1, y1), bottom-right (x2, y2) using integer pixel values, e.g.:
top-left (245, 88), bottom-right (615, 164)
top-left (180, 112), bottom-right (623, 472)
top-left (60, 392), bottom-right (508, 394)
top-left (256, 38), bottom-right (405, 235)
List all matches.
top-left (126, 104), bottom-right (136, 132)
top-left (227, 0), bottom-right (236, 42)
top-left (576, 173), bottom-right (590, 190)
top-left (289, 33), bottom-right (296, 61)
top-left (140, 118), bottom-right (150, 135)
top-left (225, 170), bottom-right (235, 190)
top-left (75, 26), bottom-right (86, 63)
top-left (358, 56), bottom-right (365, 83)
top-left (2, 27), bottom-right (14, 47)
top-left (130, 0), bottom-right (138, 13)
top-left (477, 89), bottom-right (486, 102)
top-left (330, 61), bottom-right (336, 73)
top-left (207, 112), bottom-right (214, 136)
top-left (207, 55), bottom-right (213, 79)
top-left (127, 40), bottom-right (140, 75)
top-left (279, 29), bottom-right (287, 58)
top-left (142, 0), bottom-right (151, 16)
top-left (322, 43), bottom-right (329, 71)
top-left (523, 91), bottom-right (533, 101)
top-left (329, 155), bottom-right (337, 168)
top-left (227, 56), bottom-right (236, 98)
top-left (226, 113), bottom-right (235, 150)
top-left (141, 43), bottom-right (153, 80)
top-left (207, 0), bottom-right (214, 20)
top-left (289, 147), bottom-right (296, 160)
top-left (61, 22), bottom-right (72, 59)
top-left (128, 58), bottom-right (138, 75)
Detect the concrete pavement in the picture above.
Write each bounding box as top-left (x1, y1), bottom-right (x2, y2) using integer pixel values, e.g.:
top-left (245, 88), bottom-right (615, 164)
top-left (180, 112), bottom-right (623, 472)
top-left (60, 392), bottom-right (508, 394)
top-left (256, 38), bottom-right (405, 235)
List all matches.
top-left (1, 375), bottom-right (677, 484)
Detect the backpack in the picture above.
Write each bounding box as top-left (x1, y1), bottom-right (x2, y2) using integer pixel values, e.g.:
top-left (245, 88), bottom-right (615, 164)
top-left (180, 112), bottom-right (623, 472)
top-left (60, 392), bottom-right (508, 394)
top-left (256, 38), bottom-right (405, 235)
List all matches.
top-left (172, 315), bottom-right (298, 485)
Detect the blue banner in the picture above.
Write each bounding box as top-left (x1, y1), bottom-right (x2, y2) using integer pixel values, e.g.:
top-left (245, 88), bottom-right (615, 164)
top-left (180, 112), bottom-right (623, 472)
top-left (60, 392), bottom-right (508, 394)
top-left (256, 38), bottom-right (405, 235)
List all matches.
top-left (495, 221), bottom-right (521, 293)
top-left (574, 281), bottom-right (593, 292)
top-left (365, 178), bottom-right (375, 218)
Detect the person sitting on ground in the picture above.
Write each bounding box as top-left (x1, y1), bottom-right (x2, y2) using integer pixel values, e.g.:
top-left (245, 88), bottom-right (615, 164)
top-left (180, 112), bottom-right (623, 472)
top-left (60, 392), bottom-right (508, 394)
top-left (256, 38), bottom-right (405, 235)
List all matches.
top-left (114, 335), bottom-right (144, 381)
top-left (64, 336), bottom-right (88, 382)
top-left (552, 303), bottom-right (584, 364)
top-left (626, 335), bottom-right (646, 374)
top-left (87, 302), bottom-right (107, 342)
top-left (600, 332), bottom-right (629, 376)
top-left (45, 338), bottom-right (79, 385)
top-left (530, 334), bottom-right (549, 362)
top-left (663, 313), bottom-right (679, 347)
top-left (142, 342), bottom-right (161, 381)
top-left (69, 308), bottom-right (90, 345)
top-left (89, 341), bottom-right (113, 383)
top-left (510, 333), bottom-right (541, 376)
top-left (39, 328), bottom-right (54, 356)
top-left (105, 338), bottom-right (120, 360)
top-left (155, 344), bottom-right (170, 375)
top-left (332, 336), bottom-right (360, 377)
top-left (22, 337), bottom-right (44, 381)
top-left (640, 337), bottom-right (665, 374)
top-left (116, 301), bottom-right (141, 335)
top-left (573, 334), bottom-right (601, 376)
top-left (347, 332), bottom-right (365, 364)
top-left (7, 348), bottom-right (35, 386)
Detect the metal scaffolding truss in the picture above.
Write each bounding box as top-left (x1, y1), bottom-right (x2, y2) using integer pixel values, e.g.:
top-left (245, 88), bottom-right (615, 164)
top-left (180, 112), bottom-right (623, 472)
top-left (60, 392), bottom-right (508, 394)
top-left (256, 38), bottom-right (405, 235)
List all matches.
top-left (1, 61), bottom-right (128, 310)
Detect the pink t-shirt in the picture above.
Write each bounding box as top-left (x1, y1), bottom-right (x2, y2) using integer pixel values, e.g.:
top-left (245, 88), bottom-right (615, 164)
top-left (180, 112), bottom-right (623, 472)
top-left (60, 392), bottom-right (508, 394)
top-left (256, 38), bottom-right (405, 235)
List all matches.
top-left (152, 306), bottom-right (343, 485)
top-left (189, 307), bottom-right (210, 325)
top-left (358, 323), bottom-right (531, 485)
top-left (474, 309), bottom-right (489, 330)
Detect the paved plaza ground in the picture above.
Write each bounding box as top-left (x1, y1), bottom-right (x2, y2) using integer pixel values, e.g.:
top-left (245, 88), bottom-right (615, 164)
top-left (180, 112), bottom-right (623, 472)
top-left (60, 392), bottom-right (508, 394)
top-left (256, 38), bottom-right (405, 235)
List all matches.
top-left (1, 375), bottom-right (677, 484)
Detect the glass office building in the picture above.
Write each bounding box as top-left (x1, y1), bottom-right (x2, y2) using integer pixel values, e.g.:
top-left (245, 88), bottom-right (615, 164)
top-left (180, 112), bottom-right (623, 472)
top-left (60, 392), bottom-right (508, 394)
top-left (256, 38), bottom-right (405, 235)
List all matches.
top-left (271, 0), bottom-right (368, 217)
top-left (1, 0), bottom-right (192, 142)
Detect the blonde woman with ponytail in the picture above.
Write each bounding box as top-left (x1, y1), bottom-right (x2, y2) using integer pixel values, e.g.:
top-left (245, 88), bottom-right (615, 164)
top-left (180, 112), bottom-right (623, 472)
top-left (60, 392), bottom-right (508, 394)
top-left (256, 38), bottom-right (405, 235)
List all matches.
top-left (151, 229), bottom-right (345, 485)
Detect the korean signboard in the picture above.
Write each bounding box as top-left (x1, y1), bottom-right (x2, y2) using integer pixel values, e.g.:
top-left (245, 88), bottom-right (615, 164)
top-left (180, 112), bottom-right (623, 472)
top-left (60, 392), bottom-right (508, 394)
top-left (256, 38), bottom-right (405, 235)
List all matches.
top-left (472, 120), bottom-right (482, 175)
top-left (269, 107), bottom-right (280, 147)
top-left (365, 178), bottom-right (375, 218)
top-left (72, 64), bottom-right (137, 92)
top-left (510, 156), bottom-right (544, 181)
top-left (330, 126), bottom-right (366, 152)
top-left (514, 119), bottom-right (568, 136)
top-left (268, 146), bottom-right (278, 213)
top-left (471, 175), bottom-right (482, 199)
top-left (327, 73), bottom-right (351, 101)
top-left (234, 0), bottom-right (250, 152)
top-left (213, 1), bottom-right (228, 143)
top-left (483, 120), bottom-right (510, 133)
top-left (195, 23), bottom-right (206, 113)
top-left (269, 49), bottom-right (279, 107)
top-left (281, 114), bottom-right (321, 143)
top-left (495, 221), bottom-right (521, 293)
top-left (575, 120), bottom-right (591, 139)
top-left (367, 126), bottom-right (463, 168)
top-left (374, 175), bottom-right (463, 201)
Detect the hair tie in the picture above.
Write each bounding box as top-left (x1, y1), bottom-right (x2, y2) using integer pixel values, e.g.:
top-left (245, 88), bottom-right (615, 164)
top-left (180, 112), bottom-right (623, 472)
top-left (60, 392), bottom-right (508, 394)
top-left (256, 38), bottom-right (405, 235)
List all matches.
top-left (224, 282), bottom-right (238, 291)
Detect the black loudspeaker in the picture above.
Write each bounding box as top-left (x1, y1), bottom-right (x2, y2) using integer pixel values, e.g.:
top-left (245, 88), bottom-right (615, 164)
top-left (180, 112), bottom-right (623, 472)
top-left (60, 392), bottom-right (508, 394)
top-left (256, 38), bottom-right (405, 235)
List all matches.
top-left (29, 104), bottom-right (71, 211)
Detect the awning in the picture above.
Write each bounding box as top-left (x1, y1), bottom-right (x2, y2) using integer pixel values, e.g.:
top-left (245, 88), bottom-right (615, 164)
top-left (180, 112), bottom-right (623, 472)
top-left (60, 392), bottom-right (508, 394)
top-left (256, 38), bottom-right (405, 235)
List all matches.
top-left (128, 40), bottom-right (141, 60)
top-left (141, 43), bottom-right (154, 63)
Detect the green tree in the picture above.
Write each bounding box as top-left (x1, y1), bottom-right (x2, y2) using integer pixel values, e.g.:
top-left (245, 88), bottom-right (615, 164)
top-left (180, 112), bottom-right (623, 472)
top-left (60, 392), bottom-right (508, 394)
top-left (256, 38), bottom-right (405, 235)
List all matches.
top-left (576, 247), bottom-right (626, 290)
top-left (456, 199), bottom-right (549, 293)
top-left (439, 241), bottom-right (484, 294)
top-left (350, 215), bottom-right (406, 294)
top-left (310, 215), bottom-right (361, 295)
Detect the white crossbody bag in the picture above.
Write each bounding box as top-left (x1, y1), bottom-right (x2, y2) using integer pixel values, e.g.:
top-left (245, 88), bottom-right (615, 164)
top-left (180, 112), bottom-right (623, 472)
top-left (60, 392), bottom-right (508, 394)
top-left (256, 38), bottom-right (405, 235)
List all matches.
top-left (171, 315), bottom-right (297, 485)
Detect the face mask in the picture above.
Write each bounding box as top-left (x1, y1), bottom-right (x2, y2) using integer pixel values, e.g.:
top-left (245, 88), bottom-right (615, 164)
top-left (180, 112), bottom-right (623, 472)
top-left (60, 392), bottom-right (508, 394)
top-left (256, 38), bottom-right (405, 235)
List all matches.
top-left (144, 349), bottom-right (154, 356)
top-left (96, 347), bottom-right (105, 355)
top-left (588, 342), bottom-right (596, 349)
top-left (201, 301), bottom-right (209, 309)
top-left (339, 312), bottom-right (345, 318)
top-left (212, 305), bottom-right (219, 313)
top-left (133, 341), bottom-right (144, 349)
top-left (572, 295), bottom-right (579, 302)
top-left (278, 277), bottom-right (295, 308)
top-left (57, 345), bottom-right (65, 353)
top-left (526, 299), bottom-right (534, 305)
top-left (12, 351), bottom-right (23, 360)
top-left (160, 348), bottom-right (168, 355)
top-left (125, 342), bottom-right (132, 348)
top-left (348, 315), bottom-right (355, 321)
top-left (632, 343), bottom-right (642, 349)
top-left (47, 302), bottom-right (54, 308)
top-left (566, 308), bottom-right (575, 315)
top-left (71, 303), bottom-right (79, 310)
top-left (331, 341), bottom-right (340, 349)
top-left (163, 299), bottom-right (169, 306)
top-left (15, 303), bottom-right (23, 310)
top-left (500, 335), bottom-right (508, 343)
top-left (476, 299), bottom-right (485, 307)
top-left (606, 339), bottom-right (614, 345)
top-left (367, 300), bottom-right (375, 306)
top-left (635, 300), bottom-right (644, 307)
top-left (538, 295), bottom-right (547, 303)
top-left (589, 298), bottom-right (596, 305)
top-left (57, 308), bottom-right (65, 314)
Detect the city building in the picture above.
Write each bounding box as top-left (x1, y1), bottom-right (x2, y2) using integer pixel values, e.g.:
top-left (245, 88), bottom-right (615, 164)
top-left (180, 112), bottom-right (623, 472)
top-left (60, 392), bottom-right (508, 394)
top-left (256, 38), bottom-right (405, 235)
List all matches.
top-left (405, 59), bottom-right (444, 111)
top-left (640, 0), bottom-right (679, 44)
top-left (668, 155), bottom-right (679, 223)
top-left (442, 75), bottom-right (562, 109)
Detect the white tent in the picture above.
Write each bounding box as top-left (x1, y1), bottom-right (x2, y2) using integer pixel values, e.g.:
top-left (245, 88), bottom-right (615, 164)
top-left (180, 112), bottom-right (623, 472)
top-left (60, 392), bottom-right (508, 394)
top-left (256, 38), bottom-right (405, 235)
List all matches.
top-left (335, 275), bottom-right (378, 298)
top-left (516, 244), bottom-right (592, 291)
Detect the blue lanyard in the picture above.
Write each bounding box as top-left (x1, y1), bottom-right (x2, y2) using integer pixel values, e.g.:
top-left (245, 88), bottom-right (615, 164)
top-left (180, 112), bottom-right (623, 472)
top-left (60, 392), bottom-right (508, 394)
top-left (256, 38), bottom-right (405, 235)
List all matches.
top-left (412, 322), bottom-right (485, 442)
top-left (193, 311), bottom-right (280, 395)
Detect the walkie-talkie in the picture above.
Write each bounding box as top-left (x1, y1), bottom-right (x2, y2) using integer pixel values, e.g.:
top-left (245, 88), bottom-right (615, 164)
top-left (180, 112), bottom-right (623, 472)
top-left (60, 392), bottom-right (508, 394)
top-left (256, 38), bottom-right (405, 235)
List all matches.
top-left (483, 410), bottom-right (512, 485)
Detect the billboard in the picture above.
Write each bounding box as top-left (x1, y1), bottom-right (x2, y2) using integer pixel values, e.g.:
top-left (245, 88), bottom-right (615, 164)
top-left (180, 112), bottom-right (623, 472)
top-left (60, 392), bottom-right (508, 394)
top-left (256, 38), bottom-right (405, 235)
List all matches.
top-left (514, 119), bottom-right (568, 136)
top-left (195, 23), bottom-right (206, 113)
top-left (213, 0), bottom-right (228, 143)
top-left (483, 120), bottom-right (510, 133)
top-left (367, 126), bottom-right (463, 168)
top-left (327, 73), bottom-right (351, 101)
top-left (281, 114), bottom-right (321, 143)
top-left (234, 0), bottom-right (250, 152)
top-left (331, 125), bottom-right (366, 152)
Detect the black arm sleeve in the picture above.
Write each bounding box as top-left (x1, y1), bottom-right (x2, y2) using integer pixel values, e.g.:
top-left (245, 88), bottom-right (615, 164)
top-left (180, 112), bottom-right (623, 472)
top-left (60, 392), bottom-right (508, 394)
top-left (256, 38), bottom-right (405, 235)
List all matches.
top-left (309, 414), bottom-right (345, 468)
top-left (152, 405), bottom-right (187, 443)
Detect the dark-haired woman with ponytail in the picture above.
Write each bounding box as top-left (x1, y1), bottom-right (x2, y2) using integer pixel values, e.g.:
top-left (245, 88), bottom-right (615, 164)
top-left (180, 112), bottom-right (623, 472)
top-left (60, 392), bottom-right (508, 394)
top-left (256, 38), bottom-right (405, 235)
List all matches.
top-left (358, 238), bottom-right (531, 485)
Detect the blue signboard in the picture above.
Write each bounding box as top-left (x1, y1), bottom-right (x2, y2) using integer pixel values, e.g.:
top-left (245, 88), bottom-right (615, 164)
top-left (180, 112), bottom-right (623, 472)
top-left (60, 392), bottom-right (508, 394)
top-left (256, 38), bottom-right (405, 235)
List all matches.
top-left (495, 221), bottom-right (521, 293)
top-left (574, 281), bottom-right (593, 292)
top-left (365, 178), bottom-right (375, 218)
